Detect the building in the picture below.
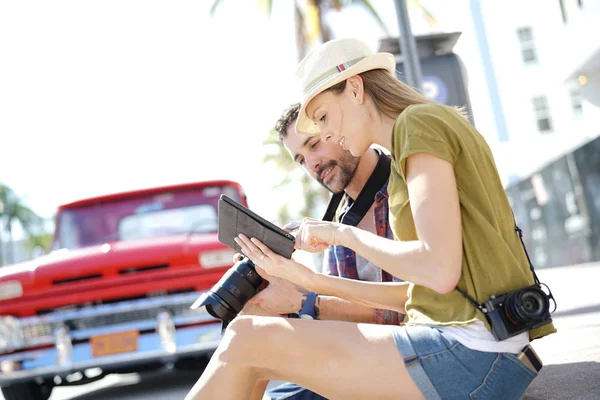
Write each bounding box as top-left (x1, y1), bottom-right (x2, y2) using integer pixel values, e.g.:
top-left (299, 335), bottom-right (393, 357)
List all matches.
top-left (460, 0), bottom-right (600, 184)
top-left (373, 0), bottom-right (600, 268)
top-left (461, 0), bottom-right (600, 268)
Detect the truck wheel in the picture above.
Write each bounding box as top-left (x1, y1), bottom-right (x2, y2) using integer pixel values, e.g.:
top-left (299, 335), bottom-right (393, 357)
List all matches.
top-left (1, 381), bottom-right (53, 400)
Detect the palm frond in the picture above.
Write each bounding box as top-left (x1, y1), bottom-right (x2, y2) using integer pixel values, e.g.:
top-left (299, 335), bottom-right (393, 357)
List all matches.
top-left (348, 0), bottom-right (391, 36)
top-left (209, 0), bottom-right (222, 15)
top-left (0, 183), bottom-right (43, 236)
top-left (408, 0), bottom-right (440, 29)
top-left (257, 0), bottom-right (275, 16)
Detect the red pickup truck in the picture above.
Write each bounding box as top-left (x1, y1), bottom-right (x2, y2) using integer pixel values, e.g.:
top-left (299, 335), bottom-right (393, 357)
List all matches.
top-left (0, 180), bottom-right (246, 400)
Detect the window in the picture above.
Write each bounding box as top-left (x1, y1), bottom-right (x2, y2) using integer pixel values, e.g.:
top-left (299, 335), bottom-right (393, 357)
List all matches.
top-left (570, 88), bottom-right (583, 118)
top-left (517, 27), bottom-right (538, 64)
top-left (119, 204), bottom-right (218, 241)
top-left (55, 187), bottom-right (225, 249)
top-left (533, 96), bottom-right (553, 133)
top-left (559, 0), bottom-right (585, 24)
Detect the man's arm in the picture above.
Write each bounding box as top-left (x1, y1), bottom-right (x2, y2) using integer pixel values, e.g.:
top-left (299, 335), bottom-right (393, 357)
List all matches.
top-left (316, 295), bottom-right (405, 324)
top-left (314, 295), bottom-right (378, 323)
top-left (241, 274), bottom-right (400, 324)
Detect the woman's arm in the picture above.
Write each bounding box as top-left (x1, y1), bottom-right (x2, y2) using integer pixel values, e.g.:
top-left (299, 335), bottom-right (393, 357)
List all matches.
top-left (237, 153), bottom-right (461, 305)
top-left (236, 235), bottom-right (411, 315)
top-left (307, 275), bottom-right (409, 315)
top-left (316, 295), bottom-right (404, 323)
top-left (295, 153), bottom-right (463, 294)
top-left (346, 153), bottom-right (462, 293)
top-left (353, 153), bottom-right (462, 293)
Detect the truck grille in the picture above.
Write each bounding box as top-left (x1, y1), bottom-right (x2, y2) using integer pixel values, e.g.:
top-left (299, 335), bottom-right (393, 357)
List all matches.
top-left (53, 274), bottom-right (102, 285)
top-left (51, 264), bottom-right (170, 286)
top-left (18, 291), bottom-right (214, 346)
top-left (69, 303), bottom-right (191, 331)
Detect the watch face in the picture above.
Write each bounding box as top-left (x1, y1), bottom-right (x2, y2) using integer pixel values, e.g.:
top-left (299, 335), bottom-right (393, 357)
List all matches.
top-left (300, 314), bottom-right (314, 320)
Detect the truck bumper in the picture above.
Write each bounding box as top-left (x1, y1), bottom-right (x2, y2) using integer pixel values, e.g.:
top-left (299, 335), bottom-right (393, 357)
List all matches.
top-left (0, 292), bottom-right (224, 386)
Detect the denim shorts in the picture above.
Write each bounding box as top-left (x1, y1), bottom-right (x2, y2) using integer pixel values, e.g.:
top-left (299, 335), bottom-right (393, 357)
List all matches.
top-left (393, 325), bottom-right (538, 399)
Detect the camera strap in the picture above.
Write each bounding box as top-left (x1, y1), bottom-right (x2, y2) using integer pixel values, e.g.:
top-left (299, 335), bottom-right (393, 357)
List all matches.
top-left (322, 149), bottom-right (391, 226)
top-left (456, 214), bottom-right (555, 313)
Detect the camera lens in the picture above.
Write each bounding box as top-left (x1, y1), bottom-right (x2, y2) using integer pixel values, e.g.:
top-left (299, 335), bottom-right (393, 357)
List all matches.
top-left (504, 286), bottom-right (549, 326)
top-left (521, 292), bottom-right (545, 316)
top-left (190, 257), bottom-right (264, 330)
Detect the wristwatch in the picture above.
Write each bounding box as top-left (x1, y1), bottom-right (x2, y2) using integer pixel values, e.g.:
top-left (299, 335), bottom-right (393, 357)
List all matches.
top-left (299, 292), bottom-right (319, 320)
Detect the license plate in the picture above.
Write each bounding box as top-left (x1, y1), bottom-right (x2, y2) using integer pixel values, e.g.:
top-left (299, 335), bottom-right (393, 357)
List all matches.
top-left (90, 330), bottom-right (139, 357)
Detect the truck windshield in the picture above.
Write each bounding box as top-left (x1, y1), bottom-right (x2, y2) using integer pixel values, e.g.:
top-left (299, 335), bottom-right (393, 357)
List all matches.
top-left (54, 185), bottom-right (238, 250)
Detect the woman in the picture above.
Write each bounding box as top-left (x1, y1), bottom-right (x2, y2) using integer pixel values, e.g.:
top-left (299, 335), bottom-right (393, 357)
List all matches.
top-left (186, 38), bottom-right (556, 400)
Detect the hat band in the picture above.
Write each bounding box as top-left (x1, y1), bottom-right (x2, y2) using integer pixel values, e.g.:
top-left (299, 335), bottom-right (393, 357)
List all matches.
top-left (302, 56), bottom-right (367, 97)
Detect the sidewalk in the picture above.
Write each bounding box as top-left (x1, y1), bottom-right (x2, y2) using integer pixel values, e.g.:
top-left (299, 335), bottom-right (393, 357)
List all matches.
top-left (524, 262), bottom-right (600, 399)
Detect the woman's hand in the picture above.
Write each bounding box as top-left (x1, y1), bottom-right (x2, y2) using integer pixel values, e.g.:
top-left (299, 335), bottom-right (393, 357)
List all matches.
top-left (293, 218), bottom-right (350, 253)
top-left (234, 234), bottom-right (315, 287)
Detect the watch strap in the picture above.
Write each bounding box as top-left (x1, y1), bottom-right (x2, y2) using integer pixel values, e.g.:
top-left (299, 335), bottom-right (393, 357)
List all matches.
top-left (299, 291), bottom-right (319, 319)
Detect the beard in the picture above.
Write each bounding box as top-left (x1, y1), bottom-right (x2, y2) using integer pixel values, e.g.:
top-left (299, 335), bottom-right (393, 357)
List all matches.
top-left (316, 152), bottom-right (360, 194)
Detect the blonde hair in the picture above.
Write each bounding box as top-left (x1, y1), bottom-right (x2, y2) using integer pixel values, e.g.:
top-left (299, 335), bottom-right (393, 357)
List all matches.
top-left (327, 69), bottom-right (466, 120)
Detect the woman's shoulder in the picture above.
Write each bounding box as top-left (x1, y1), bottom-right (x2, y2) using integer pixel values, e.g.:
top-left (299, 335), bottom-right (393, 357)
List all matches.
top-left (394, 103), bottom-right (459, 133)
top-left (399, 103), bottom-right (460, 121)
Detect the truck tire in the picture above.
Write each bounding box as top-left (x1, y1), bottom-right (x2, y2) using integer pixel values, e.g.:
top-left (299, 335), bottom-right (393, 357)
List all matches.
top-left (1, 381), bottom-right (53, 400)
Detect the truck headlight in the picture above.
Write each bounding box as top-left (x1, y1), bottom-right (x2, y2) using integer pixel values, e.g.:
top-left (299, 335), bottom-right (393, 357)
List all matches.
top-left (0, 316), bottom-right (23, 352)
top-left (0, 281), bottom-right (23, 301)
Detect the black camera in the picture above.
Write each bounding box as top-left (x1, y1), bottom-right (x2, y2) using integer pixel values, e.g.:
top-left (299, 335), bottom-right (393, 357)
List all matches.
top-left (190, 257), bottom-right (264, 331)
top-left (483, 284), bottom-right (552, 341)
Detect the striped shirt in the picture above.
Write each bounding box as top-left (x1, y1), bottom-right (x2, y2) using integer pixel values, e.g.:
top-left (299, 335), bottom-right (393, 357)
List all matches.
top-left (323, 181), bottom-right (404, 325)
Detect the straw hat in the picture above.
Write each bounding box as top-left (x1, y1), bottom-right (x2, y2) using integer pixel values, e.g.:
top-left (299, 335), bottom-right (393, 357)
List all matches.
top-left (294, 38), bottom-right (396, 135)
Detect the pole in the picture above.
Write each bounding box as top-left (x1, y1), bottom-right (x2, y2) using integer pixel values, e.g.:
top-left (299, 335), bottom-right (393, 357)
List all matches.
top-left (394, 0), bottom-right (423, 90)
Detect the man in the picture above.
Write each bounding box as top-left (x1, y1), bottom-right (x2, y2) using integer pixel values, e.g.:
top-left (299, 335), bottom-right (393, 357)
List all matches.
top-left (245, 103), bottom-right (403, 400)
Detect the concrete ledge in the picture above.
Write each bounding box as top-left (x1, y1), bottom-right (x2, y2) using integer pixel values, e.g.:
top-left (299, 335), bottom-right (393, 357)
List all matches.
top-left (525, 362), bottom-right (600, 400)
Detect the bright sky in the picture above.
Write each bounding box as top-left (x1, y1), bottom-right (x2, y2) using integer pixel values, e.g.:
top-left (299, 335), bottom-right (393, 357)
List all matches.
top-left (0, 1), bottom-right (465, 229)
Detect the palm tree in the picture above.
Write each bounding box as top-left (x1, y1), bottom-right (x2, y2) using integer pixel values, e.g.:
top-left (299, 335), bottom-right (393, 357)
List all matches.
top-left (210, 0), bottom-right (391, 221)
top-left (0, 184), bottom-right (44, 265)
top-left (210, 0), bottom-right (439, 222)
top-left (210, 0), bottom-right (390, 61)
top-left (262, 128), bottom-right (330, 221)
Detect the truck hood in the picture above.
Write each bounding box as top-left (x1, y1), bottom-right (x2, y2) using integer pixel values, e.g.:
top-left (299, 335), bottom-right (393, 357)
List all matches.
top-left (0, 234), bottom-right (235, 315)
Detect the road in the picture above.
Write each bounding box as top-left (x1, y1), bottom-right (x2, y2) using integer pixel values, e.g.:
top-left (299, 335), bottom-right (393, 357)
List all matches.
top-left (49, 369), bottom-right (199, 400)
top-left (2, 263), bottom-right (598, 400)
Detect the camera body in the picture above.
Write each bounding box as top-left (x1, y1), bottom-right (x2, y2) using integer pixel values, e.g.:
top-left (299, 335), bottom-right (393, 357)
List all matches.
top-left (190, 257), bottom-right (264, 330)
top-left (483, 284), bottom-right (552, 341)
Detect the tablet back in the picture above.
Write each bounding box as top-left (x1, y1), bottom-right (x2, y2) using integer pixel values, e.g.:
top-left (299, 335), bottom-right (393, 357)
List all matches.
top-left (218, 196), bottom-right (295, 259)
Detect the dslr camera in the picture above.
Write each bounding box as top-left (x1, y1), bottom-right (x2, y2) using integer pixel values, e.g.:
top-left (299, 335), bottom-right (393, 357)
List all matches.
top-left (483, 284), bottom-right (552, 341)
top-left (190, 257), bottom-right (264, 331)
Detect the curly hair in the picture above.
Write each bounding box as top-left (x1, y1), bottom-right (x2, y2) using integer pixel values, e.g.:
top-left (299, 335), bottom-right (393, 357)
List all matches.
top-left (274, 103), bottom-right (300, 140)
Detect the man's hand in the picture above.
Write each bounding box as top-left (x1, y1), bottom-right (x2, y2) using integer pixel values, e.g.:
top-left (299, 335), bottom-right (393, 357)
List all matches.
top-left (240, 266), bottom-right (307, 317)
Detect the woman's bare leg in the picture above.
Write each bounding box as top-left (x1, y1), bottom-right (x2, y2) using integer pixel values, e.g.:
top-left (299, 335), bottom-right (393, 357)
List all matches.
top-left (185, 316), bottom-right (424, 400)
top-left (249, 379), bottom-right (269, 400)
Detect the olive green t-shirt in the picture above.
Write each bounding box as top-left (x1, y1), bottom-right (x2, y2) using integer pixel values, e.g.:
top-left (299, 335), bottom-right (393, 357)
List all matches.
top-left (388, 103), bottom-right (556, 340)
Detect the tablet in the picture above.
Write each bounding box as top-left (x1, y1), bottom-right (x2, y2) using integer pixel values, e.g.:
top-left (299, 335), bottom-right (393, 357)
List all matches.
top-left (217, 195), bottom-right (295, 259)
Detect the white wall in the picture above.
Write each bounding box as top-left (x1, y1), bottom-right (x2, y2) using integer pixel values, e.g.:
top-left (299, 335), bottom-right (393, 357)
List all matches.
top-left (455, 0), bottom-right (600, 183)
